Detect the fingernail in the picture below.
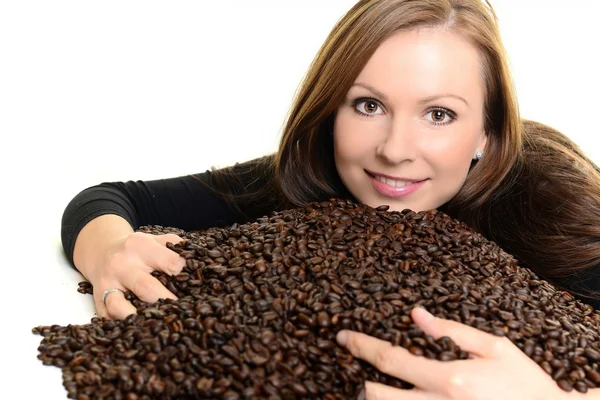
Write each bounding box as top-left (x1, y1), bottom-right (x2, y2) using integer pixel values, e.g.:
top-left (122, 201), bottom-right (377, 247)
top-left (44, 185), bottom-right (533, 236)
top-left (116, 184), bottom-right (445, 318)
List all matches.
top-left (356, 388), bottom-right (365, 400)
top-left (336, 330), bottom-right (349, 346)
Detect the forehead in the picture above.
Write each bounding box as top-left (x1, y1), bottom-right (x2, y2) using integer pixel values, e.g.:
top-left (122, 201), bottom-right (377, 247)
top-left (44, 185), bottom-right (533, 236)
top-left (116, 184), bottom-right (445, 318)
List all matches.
top-left (355, 28), bottom-right (485, 102)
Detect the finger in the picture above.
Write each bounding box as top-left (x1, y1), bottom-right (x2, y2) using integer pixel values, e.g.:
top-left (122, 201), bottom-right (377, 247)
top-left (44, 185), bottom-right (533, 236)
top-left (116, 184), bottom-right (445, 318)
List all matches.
top-left (411, 307), bottom-right (510, 358)
top-left (338, 330), bottom-right (448, 391)
top-left (145, 236), bottom-right (186, 275)
top-left (363, 381), bottom-right (433, 400)
top-left (153, 233), bottom-right (184, 247)
top-left (103, 289), bottom-right (137, 320)
top-left (123, 233), bottom-right (185, 275)
top-left (94, 285), bottom-right (136, 320)
top-left (121, 268), bottom-right (178, 303)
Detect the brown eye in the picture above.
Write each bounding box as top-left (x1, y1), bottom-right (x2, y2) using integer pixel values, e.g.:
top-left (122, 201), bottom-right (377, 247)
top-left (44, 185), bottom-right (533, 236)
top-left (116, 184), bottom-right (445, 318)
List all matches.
top-left (432, 110), bottom-right (446, 121)
top-left (364, 102), bottom-right (378, 113)
top-left (355, 100), bottom-right (383, 116)
top-left (425, 108), bottom-right (455, 125)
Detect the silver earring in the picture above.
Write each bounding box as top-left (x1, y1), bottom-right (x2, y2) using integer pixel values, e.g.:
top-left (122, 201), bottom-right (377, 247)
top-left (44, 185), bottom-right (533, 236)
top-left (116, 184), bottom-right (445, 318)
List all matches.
top-left (475, 151), bottom-right (483, 160)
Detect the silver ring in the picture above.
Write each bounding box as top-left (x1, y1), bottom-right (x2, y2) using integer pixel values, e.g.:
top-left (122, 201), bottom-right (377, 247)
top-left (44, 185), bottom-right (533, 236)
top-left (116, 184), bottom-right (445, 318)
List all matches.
top-left (102, 288), bottom-right (125, 306)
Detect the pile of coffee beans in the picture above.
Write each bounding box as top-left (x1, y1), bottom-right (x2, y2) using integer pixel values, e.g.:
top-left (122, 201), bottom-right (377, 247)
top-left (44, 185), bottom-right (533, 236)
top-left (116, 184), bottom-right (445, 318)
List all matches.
top-left (34, 199), bottom-right (600, 398)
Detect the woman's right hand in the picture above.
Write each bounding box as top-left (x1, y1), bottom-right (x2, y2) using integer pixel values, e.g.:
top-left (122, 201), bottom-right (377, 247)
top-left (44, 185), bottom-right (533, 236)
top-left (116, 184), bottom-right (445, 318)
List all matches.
top-left (71, 214), bottom-right (188, 320)
top-left (84, 231), bottom-right (186, 320)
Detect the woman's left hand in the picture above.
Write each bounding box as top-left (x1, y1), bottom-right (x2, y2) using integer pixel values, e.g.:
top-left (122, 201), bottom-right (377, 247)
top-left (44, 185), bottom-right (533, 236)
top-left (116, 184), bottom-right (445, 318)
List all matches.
top-left (336, 307), bottom-right (572, 400)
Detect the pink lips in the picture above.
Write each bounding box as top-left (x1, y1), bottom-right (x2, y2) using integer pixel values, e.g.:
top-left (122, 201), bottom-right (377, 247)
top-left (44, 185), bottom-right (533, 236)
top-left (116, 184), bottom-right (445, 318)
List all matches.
top-left (366, 171), bottom-right (427, 198)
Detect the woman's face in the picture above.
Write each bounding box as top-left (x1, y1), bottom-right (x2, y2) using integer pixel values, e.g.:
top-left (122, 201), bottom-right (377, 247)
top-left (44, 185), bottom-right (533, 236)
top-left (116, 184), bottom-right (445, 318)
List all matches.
top-left (333, 28), bottom-right (487, 212)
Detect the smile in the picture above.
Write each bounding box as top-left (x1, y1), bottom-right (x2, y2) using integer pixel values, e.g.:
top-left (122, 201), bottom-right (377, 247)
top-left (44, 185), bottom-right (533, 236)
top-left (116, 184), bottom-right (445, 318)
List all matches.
top-left (374, 175), bottom-right (414, 187)
top-left (366, 170), bottom-right (428, 198)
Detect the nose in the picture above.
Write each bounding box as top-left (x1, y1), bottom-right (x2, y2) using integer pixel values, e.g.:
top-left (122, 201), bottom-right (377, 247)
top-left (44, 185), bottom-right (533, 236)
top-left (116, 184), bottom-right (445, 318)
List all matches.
top-left (376, 117), bottom-right (418, 164)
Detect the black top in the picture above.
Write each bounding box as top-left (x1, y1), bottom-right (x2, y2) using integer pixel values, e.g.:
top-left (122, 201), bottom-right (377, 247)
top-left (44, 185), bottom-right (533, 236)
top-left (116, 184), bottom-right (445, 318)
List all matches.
top-left (61, 158), bottom-right (600, 309)
top-left (61, 159), bottom-right (274, 267)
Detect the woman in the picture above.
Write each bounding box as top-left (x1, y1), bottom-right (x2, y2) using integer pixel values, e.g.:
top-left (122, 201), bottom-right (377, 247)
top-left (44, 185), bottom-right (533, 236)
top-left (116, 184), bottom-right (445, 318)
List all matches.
top-left (61, 0), bottom-right (600, 398)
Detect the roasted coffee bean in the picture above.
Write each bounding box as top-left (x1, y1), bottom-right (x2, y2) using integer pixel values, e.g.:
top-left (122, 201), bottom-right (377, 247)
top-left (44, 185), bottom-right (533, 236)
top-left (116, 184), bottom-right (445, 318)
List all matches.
top-left (36, 200), bottom-right (600, 398)
top-left (558, 379), bottom-right (574, 392)
top-left (585, 349), bottom-right (600, 362)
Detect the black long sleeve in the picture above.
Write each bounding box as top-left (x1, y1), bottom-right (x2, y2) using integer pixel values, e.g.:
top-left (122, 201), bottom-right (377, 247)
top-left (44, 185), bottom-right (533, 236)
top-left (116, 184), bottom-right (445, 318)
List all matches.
top-left (61, 158), bottom-right (600, 309)
top-left (61, 158), bottom-right (275, 266)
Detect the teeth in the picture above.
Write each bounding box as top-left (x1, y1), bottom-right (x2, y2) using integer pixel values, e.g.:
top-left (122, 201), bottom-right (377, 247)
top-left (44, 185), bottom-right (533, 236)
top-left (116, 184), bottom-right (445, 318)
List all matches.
top-left (376, 176), bottom-right (412, 187)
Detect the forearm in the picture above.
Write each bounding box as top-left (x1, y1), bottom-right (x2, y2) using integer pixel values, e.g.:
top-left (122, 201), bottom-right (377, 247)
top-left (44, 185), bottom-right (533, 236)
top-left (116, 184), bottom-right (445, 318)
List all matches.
top-left (72, 214), bottom-right (134, 282)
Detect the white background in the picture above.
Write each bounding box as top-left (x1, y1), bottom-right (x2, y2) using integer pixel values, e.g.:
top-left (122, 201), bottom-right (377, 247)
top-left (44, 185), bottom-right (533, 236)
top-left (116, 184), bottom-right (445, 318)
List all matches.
top-left (0, 0), bottom-right (599, 397)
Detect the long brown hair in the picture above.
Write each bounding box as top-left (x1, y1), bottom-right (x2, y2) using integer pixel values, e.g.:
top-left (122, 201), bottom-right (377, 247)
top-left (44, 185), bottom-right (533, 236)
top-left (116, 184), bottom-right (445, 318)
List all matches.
top-left (201, 1), bottom-right (600, 300)
top-left (207, 0), bottom-right (519, 213)
top-left (479, 120), bottom-right (600, 299)
top-left (275, 0), bottom-right (520, 216)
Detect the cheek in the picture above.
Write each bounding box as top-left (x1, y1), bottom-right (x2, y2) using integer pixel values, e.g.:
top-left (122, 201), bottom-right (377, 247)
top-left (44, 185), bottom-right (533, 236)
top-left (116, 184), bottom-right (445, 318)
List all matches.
top-left (421, 136), bottom-right (474, 208)
top-left (425, 133), bottom-right (477, 178)
top-left (333, 114), bottom-right (377, 161)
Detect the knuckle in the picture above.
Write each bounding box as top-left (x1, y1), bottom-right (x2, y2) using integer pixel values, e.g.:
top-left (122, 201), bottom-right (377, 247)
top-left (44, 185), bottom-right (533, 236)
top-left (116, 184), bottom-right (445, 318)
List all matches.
top-left (156, 253), bottom-right (181, 276)
top-left (123, 232), bottom-right (146, 251)
top-left (345, 333), bottom-right (361, 355)
top-left (374, 347), bottom-right (395, 374)
top-left (132, 276), bottom-right (154, 297)
top-left (166, 234), bottom-right (183, 243)
top-left (488, 336), bottom-right (509, 357)
top-left (157, 233), bottom-right (182, 247)
top-left (446, 371), bottom-right (469, 398)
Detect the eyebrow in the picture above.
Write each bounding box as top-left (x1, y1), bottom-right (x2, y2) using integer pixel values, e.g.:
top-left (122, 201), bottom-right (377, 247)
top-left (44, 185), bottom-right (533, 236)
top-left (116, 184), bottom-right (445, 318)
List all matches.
top-left (352, 82), bottom-right (470, 106)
